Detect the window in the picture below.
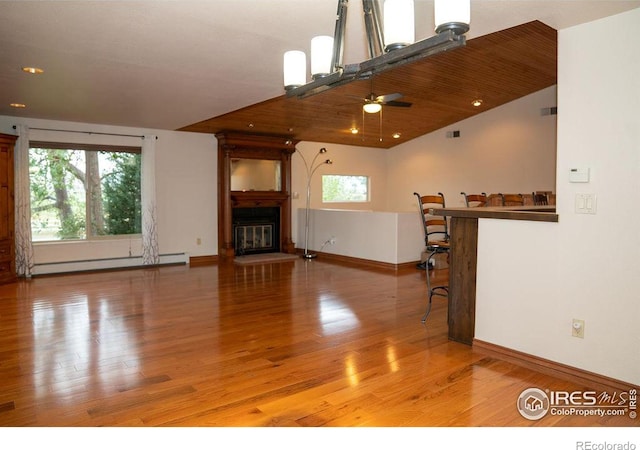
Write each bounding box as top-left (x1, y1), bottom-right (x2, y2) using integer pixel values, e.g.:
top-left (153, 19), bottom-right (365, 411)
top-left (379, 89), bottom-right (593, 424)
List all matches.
top-left (322, 175), bottom-right (369, 203)
top-left (29, 142), bottom-right (142, 241)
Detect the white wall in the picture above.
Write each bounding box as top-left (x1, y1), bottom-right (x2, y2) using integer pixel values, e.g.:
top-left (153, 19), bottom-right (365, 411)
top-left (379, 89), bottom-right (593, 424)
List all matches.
top-left (296, 208), bottom-right (421, 264)
top-left (291, 141), bottom-right (388, 211)
top-left (385, 86), bottom-right (557, 212)
top-left (0, 116), bottom-right (217, 266)
top-left (291, 141), bottom-right (388, 247)
top-left (475, 9), bottom-right (640, 386)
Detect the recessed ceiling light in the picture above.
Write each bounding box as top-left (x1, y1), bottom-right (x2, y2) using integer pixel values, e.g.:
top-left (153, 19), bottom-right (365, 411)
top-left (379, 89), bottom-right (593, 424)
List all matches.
top-left (350, 127), bottom-right (359, 134)
top-left (22, 67), bottom-right (43, 75)
top-left (392, 132), bottom-right (401, 139)
top-left (10, 103), bottom-right (26, 108)
top-left (472, 99), bottom-right (483, 107)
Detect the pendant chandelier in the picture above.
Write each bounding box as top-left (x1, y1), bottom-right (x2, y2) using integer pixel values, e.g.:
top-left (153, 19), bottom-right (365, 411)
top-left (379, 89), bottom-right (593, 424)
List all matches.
top-left (283, 0), bottom-right (470, 98)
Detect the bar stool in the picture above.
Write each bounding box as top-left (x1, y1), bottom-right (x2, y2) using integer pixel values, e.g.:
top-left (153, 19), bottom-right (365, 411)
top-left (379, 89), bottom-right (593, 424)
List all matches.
top-left (500, 193), bottom-right (525, 206)
top-left (461, 192), bottom-right (488, 207)
top-left (533, 192), bottom-right (549, 205)
top-left (413, 192), bottom-right (449, 323)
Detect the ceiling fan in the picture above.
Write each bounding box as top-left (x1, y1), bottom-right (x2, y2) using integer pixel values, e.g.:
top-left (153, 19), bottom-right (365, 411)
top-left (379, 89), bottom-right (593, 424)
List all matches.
top-left (349, 77), bottom-right (413, 142)
top-left (356, 91), bottom-right (412, 113)
top-left (347, 75), bottom-right (412, 114)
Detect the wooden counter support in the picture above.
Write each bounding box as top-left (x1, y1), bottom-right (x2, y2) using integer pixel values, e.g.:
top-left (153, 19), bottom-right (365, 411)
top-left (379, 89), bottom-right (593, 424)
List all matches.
top-left (448, 217), bottom-right (478, 345)
top-left (434, 205), bottom-right (558, 345)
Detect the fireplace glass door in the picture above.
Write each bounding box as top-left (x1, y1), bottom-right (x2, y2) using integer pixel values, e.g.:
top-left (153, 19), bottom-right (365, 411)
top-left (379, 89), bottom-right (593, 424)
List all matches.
top-left (235, 223), bottom-right (274, 255)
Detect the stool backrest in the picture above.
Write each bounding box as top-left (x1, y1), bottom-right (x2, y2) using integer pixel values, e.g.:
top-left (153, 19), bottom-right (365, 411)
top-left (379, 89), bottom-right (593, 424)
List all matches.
top-left (414, 192), bottom-right (448, 245)
top-left (500, 193), bottom-right (525, 206)
top-left (533, 192), bottom-right (549, 205)
top-left (461, 192), bottom-right (487, 207)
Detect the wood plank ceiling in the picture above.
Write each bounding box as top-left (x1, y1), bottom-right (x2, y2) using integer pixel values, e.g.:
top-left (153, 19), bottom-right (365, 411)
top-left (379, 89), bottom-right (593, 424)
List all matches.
top-left (179, 21), bottom-right (557, 149)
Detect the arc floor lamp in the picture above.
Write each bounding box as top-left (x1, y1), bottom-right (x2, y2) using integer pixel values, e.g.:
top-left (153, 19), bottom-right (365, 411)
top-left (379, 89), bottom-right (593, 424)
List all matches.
top-left (298, 148), bottom-right (332, 259)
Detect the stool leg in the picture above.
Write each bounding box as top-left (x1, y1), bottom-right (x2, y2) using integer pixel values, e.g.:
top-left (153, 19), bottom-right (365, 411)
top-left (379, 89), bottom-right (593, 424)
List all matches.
top-left (421, 250), bottom-right (449, 324)
top-left (421, 294), bottom-right (433, 323)
top-left (422, 250), bottom-right (436, 323)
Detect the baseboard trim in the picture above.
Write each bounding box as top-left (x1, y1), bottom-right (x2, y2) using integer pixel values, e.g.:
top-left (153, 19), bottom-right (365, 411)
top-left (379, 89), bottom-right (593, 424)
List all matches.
top-left (295, 248), bottom-right (418, 272)
top-left (189, 255), bottom-right (218, 266)
top-left (31, 253), bottom-right (188, 276)
top-left (473, 339), bottom-right (639, 392)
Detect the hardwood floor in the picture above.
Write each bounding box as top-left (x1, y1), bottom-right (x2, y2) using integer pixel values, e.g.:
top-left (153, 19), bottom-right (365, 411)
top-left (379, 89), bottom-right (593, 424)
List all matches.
top-left (0, 259), bottom-right (636, 429)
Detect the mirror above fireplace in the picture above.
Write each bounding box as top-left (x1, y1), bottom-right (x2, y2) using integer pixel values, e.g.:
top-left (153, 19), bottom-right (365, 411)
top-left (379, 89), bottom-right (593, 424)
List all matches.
top-left (230, 158), bottom-right (282, 192)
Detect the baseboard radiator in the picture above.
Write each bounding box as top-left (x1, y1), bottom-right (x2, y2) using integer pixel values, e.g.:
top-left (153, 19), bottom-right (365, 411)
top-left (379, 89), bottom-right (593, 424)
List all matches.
top-left (32, 253), bottom-right (188, 276)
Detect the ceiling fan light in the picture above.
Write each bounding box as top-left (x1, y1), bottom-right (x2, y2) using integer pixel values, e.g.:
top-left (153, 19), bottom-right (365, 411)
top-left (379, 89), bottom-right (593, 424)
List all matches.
top-left (311, 35), bottom-right (334, 79)
top-left (434, 0), bottom-right (470, 35)
top-left (283, 50), bottom-right (306, 90)
top-left (363, 103), bottom-right (382, 114)
top-left (384, 0), bottom-right (415, 52)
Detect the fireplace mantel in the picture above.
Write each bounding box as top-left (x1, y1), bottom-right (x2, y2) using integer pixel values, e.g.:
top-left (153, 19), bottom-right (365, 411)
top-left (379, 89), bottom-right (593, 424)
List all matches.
top-left (216, 132), bottom-right (298, 259)
top-left (230, 191), bottom-right (290, 208)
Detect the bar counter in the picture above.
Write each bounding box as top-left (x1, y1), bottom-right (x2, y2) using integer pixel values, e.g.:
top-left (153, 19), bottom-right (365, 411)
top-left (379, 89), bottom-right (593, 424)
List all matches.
top-left (430, 205), bottom-right (557, 345)
top-left (431, 205), bottom-right (558, 222)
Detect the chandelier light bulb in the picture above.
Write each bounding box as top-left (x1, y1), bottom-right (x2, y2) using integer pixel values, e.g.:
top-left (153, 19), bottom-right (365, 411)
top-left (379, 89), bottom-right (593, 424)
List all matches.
top-left (283, 50), bottom-right (307, 90)
top-left (311, 35), bottom-right (334, 79)
top-left (434, 0), bottom-right (470, 35)
top-left (384, 0), bottom-right (415, 52)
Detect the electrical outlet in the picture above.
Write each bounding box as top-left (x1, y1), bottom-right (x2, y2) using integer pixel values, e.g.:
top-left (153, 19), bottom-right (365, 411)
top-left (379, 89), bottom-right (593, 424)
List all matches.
top-left (196, 237), bottom-right (202, 245)
top-left (572, 319), bottom-right (585, 338)
top-left (330, 236), bottom-right (336, 245)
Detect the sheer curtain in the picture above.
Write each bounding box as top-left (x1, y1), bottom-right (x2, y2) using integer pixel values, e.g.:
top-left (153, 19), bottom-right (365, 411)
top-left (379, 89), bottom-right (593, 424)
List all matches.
top-left (14, 125), bottom-right (35, 277)
top-left (141, 134), bottom-right (159, 265)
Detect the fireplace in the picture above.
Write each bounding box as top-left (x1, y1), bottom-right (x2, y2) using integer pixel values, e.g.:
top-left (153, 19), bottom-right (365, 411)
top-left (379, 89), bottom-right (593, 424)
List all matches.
top-left (232, 207), bottom-right (279, 255)
top-left (216, 133), bottom-right (297, 259)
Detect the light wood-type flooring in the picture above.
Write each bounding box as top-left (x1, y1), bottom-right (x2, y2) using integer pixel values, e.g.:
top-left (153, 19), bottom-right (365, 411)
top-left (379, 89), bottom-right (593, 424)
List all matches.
top-left (0, 259), bottom-right (636, 428)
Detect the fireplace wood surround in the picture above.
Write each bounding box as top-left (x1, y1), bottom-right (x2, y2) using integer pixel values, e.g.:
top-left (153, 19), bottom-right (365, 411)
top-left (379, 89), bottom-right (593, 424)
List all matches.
top-left (216, 132), bottom-right (297, 259)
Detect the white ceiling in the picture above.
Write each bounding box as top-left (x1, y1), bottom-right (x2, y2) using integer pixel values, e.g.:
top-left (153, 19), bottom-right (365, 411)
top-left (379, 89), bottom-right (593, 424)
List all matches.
top-left (1, 0), bottom-right (639, 132)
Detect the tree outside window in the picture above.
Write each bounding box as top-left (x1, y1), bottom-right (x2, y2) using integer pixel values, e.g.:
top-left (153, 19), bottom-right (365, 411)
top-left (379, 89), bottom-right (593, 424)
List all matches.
top-left (322, 175), bottom-right (369, 203)
top-left (29, 143), bottom-right (141, 241)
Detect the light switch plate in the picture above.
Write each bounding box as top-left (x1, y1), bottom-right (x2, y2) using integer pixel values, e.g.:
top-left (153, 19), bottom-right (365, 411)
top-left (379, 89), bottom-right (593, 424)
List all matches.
top-left (575, 193), bottom-right (597, 214)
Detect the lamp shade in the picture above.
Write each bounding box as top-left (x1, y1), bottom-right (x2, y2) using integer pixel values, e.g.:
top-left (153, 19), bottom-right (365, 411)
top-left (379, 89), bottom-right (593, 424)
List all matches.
top-left (283, 50), bottom-right (306, 90)
top-left (434, 0), bottom-right (470, 35)
top-left (311, 35), bottom-right (334, 79)
top-left (384, 0), bottom-right (414, 52)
